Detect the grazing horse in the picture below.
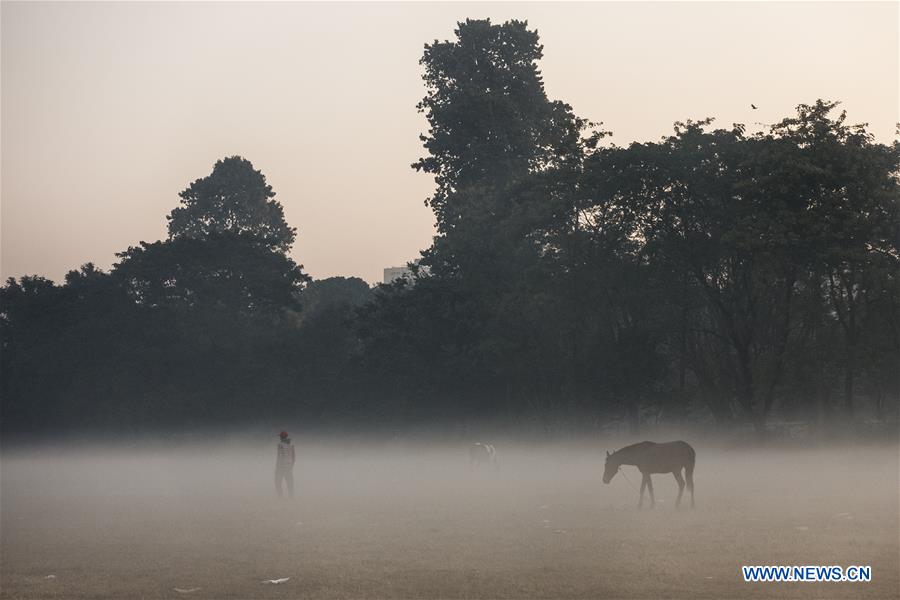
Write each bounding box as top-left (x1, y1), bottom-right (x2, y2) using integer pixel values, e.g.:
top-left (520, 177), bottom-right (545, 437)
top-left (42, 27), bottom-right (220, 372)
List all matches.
top-left (469, 442), bottom-right (499, 472)
top-left (603, 441), bottom-right (695, 508)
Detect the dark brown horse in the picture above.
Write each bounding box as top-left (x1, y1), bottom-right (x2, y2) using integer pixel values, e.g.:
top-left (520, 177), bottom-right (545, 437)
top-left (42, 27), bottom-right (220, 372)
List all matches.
top-left (603, 441), bottom-right (695, 508)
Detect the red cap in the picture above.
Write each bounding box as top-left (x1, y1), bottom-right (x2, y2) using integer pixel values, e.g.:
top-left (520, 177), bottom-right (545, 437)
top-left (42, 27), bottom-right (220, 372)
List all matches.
top-left (278, 431), bottom-right (289, 438)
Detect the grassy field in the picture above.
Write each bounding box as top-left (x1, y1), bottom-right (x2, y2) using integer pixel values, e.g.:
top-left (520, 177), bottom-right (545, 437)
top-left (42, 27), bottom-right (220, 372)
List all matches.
top-left (2, 440), bottom-right (897, 599)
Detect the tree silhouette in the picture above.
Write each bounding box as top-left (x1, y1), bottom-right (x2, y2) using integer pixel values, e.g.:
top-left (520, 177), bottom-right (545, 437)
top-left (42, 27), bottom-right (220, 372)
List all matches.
top-left (167, 156), bottom-right (296, 253)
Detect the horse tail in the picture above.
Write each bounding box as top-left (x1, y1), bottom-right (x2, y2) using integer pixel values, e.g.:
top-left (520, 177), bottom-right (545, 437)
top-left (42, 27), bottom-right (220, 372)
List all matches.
top-left (684, 444), bottom-right (695, 492)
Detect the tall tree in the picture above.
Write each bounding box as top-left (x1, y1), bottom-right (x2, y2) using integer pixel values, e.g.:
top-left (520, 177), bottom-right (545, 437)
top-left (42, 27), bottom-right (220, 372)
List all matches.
top-left (167, 156), bottom-right (296, 253)
top-left (414, 19), bottom-right (592, 276)
top-left (768, 101), bottom-right (899, 416)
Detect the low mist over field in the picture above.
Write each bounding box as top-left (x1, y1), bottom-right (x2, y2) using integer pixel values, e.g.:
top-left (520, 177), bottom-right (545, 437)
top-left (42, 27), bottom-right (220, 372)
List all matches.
top-left (2, 438), bottom-right (897, 599)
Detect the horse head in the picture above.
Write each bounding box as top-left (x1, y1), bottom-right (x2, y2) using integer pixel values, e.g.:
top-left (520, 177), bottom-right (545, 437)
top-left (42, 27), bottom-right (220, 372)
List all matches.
top-left (602, 449), bottom-right (619, 484)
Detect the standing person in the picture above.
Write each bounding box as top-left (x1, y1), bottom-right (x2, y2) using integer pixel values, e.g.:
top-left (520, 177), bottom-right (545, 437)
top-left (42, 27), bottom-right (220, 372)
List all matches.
top-left (275, 431), bottom-right (295, 498)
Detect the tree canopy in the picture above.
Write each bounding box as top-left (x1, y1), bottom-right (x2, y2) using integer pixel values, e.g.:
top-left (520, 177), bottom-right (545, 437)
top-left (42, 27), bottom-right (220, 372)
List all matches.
top-left (167, 156), bottom-right (297, 253)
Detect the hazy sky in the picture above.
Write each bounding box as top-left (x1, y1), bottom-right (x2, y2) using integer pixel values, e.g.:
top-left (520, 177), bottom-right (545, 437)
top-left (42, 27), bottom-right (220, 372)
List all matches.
top-left (2, 2), bottom-right (897, 285)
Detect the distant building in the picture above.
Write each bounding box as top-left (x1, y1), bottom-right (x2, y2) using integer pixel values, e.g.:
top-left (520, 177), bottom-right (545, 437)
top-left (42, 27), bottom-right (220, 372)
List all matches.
top-left (383, 260), bottom-right (429, 284)
top-left (383, 265), bottom-right (414, 284)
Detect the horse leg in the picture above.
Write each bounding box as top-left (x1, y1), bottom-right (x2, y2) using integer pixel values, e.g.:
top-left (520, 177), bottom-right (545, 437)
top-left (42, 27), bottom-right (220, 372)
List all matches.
top-left (638, 475), bottom-right (647, 508)
top-left (646, 474), bottom-right (655, 508)
top-left (685, 462), bottom-right (695, 509)
top-left (673, 470), bottom-right (685, 508)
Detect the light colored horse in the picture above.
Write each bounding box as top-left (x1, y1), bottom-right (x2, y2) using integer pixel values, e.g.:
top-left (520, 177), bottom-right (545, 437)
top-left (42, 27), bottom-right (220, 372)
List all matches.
top-left (469, 442), bottom-right (499, 473)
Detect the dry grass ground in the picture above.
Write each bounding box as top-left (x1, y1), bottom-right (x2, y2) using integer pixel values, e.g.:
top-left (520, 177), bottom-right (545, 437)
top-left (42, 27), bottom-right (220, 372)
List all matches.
top-left (1, 440), bottom-right (897, 599)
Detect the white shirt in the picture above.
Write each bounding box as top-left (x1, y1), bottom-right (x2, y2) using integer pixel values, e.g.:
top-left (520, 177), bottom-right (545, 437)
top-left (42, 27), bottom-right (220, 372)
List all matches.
top-left (276, 440), bottom-right (294, 469)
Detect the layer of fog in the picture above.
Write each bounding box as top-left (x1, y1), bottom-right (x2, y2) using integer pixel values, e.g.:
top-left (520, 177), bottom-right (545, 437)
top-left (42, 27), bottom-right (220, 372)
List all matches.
top-left (3, 436), bottom-right (897, 501)
top-left (2, 436), bottom-right (898, 598)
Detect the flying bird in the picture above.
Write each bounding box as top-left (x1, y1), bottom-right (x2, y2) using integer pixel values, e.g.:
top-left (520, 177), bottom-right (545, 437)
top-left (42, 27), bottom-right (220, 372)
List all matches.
top-left (262, 578), bottom-right (291, 585)
top-left (751, 104), bottom-right (758, 110)
top-left (174, 588), bottom-right (201, 594)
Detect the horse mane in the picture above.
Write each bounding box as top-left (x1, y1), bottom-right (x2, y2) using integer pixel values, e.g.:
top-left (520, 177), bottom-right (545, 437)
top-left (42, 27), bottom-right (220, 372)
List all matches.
top-left (615, 441), bottom-right (654, 453)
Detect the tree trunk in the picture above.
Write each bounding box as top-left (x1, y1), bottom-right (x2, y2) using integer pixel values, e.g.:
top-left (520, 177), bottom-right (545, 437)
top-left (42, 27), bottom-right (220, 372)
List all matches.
top-left (751, 410), bottom-right (767, 438)
top-left (626, 399), bottom-right (640, 435)
top-left (843, 347), bottom-right (855, 418)
top-left (679, 274), bottom-right (688, 391)
top-left (703, 392), bottom-right (735, 426)
top-left (815, 382), bottom-right (827, 441)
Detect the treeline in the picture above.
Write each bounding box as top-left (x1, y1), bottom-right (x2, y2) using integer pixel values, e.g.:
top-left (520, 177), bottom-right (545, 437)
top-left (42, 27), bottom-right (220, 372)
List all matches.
top-left (2, 19), bottom-right (898, 437)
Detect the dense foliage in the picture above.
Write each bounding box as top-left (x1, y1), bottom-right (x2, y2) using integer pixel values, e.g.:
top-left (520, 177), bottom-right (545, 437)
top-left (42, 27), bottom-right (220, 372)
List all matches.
top-left (2, 20), bottom-right (897, 437)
